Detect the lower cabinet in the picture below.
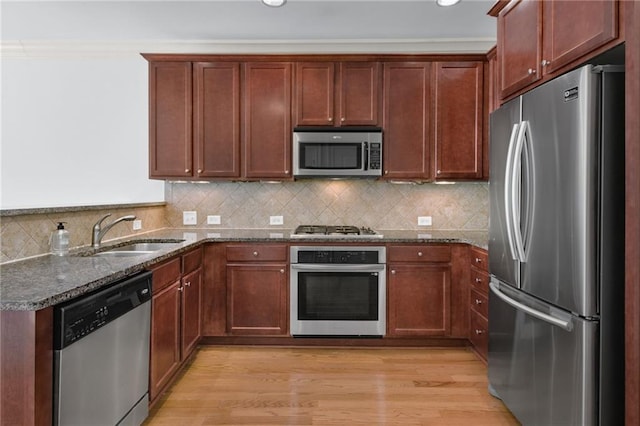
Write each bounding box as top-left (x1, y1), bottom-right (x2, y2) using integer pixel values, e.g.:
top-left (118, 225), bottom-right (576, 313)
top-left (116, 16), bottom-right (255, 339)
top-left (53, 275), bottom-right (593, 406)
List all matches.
top-left (387, 245), bottom-right (452, 337)
top-left (226, 244), bottom-right (288, 336)
top-left (469, 246), bottom-right (489, 361)
top-left (149, 247), bottom-right (202, 403)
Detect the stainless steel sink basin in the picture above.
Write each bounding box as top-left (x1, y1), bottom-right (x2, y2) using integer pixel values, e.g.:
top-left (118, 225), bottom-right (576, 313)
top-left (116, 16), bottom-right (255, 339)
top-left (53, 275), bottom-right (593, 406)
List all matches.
top-left (83, 239), bottom-right (185, 258)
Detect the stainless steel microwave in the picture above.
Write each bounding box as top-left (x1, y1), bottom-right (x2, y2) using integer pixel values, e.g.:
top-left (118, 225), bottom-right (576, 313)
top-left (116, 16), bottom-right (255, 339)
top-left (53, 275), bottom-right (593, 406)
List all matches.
top-left (292, 127), bottom-right (382, 178)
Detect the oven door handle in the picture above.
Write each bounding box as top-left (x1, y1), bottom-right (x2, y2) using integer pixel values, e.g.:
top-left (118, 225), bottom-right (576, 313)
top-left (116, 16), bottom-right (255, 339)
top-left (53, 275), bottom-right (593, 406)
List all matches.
top-left (291, 264), bottom-right (386, 272)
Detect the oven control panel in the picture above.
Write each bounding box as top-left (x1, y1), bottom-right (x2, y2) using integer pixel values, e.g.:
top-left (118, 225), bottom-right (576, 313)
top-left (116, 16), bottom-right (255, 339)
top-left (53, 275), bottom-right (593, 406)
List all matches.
top-left (293, 247), bottom-right (385, 264)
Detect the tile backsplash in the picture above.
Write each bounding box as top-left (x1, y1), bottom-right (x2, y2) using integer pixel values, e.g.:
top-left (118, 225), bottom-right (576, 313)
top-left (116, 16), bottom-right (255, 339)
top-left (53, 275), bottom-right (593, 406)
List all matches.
top-left (0, 205), bottom-right (168, 263)
top-left (1, 180), bottom-right (488, 263)
top-left (165, 180), bottom-right (488, 231)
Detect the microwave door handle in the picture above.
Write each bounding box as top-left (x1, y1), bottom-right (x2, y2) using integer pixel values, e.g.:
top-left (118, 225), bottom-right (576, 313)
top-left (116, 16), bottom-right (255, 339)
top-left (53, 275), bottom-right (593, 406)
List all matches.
top-left (363, 142), bottom-right (369, 171)
top-left (291, 264), bottom-right (385, 272)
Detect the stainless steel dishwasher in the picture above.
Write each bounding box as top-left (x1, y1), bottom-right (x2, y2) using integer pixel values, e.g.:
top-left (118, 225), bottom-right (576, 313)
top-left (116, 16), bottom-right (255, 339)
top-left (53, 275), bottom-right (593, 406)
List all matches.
top-left (53, 271), bottom-right (152, 426)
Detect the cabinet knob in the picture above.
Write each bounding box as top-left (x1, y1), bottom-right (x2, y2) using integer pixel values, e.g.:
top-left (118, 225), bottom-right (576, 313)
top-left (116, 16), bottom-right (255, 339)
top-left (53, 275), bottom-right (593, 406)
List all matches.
top-left (475, 257), bottom-right (482, 263)
top-left (475, 299), bottom-right (483, 305)
top-left (475, 277), bottom-right (483, 283)
top-left (541, 59), bottom-right (550, 67)
top-left (285, 170), bottom-right (289, 174)
top-left (280, 269), bottom-right (285, 274)
top-left (341, 117), bottom-right (345, 122)
top-left (185, 168), bottom-right (190, 173)
top-left (184, 281), bottom-right (191, 287)
top-left (253, 251), bottom-right (259, 257)
top-left (197, 169), bottom-right (202, 174)
top-left (328, 117), bottom-right (333, 122)
top-left (384, 170), bottom-right (388, 175)
top-left (475, 329), bottom-right (485, 335)
top-left (528, 68), bottom-right (536, 75)
top-left (178, 287), bottom-right (184, 292)
top-left (391, 270), bottom-right (396, 275)
top-left (417, 252), bottom-right (423, 257)
top-left (437, 170), bottom-right (441, 175)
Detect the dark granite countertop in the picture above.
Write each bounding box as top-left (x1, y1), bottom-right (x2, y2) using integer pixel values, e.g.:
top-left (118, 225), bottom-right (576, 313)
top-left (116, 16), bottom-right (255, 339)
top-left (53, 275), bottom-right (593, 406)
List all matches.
top-left (0, 228), bottom-right (487, 311)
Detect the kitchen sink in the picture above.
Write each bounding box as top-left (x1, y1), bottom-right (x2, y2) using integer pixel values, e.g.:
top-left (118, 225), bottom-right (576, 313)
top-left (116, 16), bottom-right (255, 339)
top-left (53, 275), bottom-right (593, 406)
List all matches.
top-left (80, 239), bottom-right (185, 257)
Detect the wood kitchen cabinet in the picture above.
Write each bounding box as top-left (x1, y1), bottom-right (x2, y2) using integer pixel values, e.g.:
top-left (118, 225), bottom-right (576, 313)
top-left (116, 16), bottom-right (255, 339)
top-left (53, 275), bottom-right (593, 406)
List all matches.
top-left (226, 244), bottom-right (289, 336)
top-left (387, 245), bottom-right (452, 337)
top-left (294, 61), bottom-right (381, 126)
top-left (382, 62), bottom-right (432, 180)
top-left (193, 62), bottom-right (241, 178)
top-left (148, 61), bottom-right (193, 178)
top-left (149, 247), bottom-right (202, 403)
top-left (468, 246), bottom-right (489, 362)
top-left (243, 62), bottom-right (292, 179)
top-left (497, 0), bottom-right (620, 99)
top-left (433, 61), bottom-right (484, 180)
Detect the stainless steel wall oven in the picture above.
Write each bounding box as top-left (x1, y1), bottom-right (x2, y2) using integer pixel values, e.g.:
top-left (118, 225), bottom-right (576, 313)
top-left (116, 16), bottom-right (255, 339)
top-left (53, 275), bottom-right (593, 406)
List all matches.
top-left (290, 246), bottom-right (386, 336)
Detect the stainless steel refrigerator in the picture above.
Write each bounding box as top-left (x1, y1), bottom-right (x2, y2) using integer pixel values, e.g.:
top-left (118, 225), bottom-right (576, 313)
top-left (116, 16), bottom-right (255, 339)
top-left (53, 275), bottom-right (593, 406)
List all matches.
top-left (488, 64), bottom-right (625, 425)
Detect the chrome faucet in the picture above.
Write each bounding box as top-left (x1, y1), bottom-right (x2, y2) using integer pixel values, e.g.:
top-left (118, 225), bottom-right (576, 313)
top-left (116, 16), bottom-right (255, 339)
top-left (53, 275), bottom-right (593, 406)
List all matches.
top-left (92, 213), bottom-right (136, 248)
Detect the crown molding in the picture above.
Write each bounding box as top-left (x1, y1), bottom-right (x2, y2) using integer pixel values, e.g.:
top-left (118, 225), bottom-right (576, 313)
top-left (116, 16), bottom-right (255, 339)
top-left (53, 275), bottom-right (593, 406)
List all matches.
top-left (1, 38), bottom-right (496, 58)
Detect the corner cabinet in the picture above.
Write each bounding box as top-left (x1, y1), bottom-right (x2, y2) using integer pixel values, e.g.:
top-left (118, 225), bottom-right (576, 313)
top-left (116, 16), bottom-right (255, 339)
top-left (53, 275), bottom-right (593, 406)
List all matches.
top-left (294, 61), bottom-right (381, 127)
top-left (226, 244), bottom-right (289, 336)
top-left (149, 247), bottom-right (203, 403)
top-left (387, 245), bottom-right (452, 337)
top-left (243, 62), bottom-right (292, 179)
top-left (497, 0), bottom-right (621, 99)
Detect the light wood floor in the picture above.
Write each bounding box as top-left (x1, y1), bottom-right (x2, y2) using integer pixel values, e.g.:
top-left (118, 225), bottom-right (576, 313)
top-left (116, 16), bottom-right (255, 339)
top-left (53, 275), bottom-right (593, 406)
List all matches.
top-left (145, 346), bottom-right (520, 425)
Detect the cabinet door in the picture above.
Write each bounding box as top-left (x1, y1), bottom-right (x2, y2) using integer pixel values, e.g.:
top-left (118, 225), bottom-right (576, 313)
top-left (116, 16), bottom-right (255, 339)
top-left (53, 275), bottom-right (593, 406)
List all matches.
top-left (149, 62), bottom-right (193, 178)
top-left (193, 62), bottom-right (241, 178)
top-left (433, 62), bottom-right (484, 180)
top-left (498, 0), bottom-right (542, 98)
top-left (382, 62), bottom-right (432, 180)
top-left (226, 264), bottom-right (288, 335)
top-left (337, 62), bottom-right (380, 126)
top-left (542, 0), bottom-right (618, 74)
top-left (295, 62), bottom-right (335, 126)
top-left (387, 264), bottom-right (451, 336)
top-left (150, 280), bottom-right (181, 401)
top-left (243, 62), bottom-right (292, 179)
top-left (181, 268), bottom-right (202, 358)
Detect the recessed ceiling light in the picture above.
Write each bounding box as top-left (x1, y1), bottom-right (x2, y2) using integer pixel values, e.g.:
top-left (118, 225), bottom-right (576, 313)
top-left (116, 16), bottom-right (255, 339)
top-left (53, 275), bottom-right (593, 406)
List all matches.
top-left (262, 0), bottom-right (286, 7)
top-left (436, 0), bottom-right (461, 6)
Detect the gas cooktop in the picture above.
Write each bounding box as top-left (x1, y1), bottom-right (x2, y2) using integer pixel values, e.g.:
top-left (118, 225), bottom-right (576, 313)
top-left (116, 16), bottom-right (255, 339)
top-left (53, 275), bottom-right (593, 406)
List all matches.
top-left (291, 225), bottom-right (383, 238)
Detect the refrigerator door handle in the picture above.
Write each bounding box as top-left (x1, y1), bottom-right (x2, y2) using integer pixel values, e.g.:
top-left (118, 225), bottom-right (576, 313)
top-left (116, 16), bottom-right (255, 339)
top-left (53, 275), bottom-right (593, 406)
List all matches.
top-left (504, 123), bottom-right (521, 261)
top-left (490, 280), bottom-right (574, 332)
top-left (511, 121), bottom-right (529, 262)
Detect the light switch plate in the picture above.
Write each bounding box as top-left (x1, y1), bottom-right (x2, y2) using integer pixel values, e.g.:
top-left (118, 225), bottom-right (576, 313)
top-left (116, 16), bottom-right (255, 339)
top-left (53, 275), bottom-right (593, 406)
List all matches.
top-left (269, 215), bottom-right (284, 225)
top-left (207, 215), bottom-right (221, 225)
top-left (132, 219), bottom-right (142, 230)
top-left (418, 216), bottom-right (432, 226)
top-left (183, 211), bottom-right (197, 225)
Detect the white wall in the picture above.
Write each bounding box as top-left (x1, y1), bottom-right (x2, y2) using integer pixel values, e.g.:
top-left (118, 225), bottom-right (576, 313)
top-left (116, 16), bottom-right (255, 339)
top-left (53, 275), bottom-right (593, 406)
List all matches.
top-left (0, 54), bottom-right (164, 209)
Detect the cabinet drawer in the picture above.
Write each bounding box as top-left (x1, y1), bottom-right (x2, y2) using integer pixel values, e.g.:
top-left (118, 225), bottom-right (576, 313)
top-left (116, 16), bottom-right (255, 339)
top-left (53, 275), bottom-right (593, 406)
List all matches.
top-left (470, 246), bottom-right (488, 271)
top-left (182, 246), bottom-right (203, 274)
top-left (226, 244), bottom-right (288, 262)
top-left (470, 288), bottom-right (488, 319)
top-left (152, 257), bottom-right (181, 292)
top-left (470, 268), bottom-right (489, 295)
top-left (387, 245), bottom-right (451, 263)
top-left (469, 311), bottom-right (488, 361)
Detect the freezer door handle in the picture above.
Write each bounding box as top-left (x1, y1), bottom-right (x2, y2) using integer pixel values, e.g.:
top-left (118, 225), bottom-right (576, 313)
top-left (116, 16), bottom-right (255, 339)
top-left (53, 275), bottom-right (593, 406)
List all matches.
top-left (504, 123), bottom-right (521, 262)
top-left (489, 281), bottom-right (573, 332)
top-left (511, 121), bottom-right (528, 262)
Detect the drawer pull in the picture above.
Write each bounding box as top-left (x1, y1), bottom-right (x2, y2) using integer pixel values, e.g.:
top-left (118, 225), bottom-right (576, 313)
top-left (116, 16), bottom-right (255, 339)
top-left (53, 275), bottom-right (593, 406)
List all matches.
top-left (475, 277), bottom-right (483, 283)
top-left (475, 299), bottom-right (483, 305)
top-left (528, 68), bottom-right (536, 75)
top-left (253, 251), bottom-right (259, 257)
top-left (475, 257), bottom-right (483, 263)
top-left (178, 287), bottom-right (183, 292)
top-left (417, 252), bottom-right (423, 257)
top-left (184, 281), bottom-right (191, 287)
top-left (475, 329), bottom-right (486, 335)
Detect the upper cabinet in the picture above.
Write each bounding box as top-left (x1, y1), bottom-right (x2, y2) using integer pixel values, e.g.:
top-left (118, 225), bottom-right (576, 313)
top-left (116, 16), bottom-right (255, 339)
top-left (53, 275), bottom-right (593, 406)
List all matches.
top-left (497, 0), bottom-right (621, 100)
top-left (243, 62), bottom-right (293, 179)
top-left (433, 62), bottom-right (484, 180)
top-left (149, 61), bottom-right (193, 179)
top-left (382, 60), bottom-right (485, 181)
top-left (294, 61), bottom-right (381, 127)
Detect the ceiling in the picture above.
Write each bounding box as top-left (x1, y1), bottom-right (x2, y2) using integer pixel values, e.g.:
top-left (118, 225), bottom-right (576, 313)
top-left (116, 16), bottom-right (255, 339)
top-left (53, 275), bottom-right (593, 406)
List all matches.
top-left (1, 0), bottom-right (497, 53)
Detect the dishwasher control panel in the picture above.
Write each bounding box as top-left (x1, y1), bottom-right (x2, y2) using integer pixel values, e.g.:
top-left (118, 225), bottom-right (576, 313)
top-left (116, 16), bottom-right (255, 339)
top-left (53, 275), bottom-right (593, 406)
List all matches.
top-left (54, 271), bottom-right (152, 350)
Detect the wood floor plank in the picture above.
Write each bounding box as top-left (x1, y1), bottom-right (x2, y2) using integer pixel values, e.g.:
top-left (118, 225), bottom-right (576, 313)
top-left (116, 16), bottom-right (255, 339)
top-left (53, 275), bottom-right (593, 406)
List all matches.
top-left (145, 346), bottom-right (519, 425)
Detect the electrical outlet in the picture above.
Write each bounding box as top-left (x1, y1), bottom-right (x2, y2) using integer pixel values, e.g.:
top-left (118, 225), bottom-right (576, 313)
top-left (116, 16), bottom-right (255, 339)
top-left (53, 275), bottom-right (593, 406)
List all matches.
top-left (207, 215), bottom-right (221, 225)
top-left (418, 216), bottom-right (432, 226)
top-left (132, 219), bottom-right (142, 230)
top-left (269, 215), bottom-right (284, 225)
top-left (183, 211), bottom-right (197, 225)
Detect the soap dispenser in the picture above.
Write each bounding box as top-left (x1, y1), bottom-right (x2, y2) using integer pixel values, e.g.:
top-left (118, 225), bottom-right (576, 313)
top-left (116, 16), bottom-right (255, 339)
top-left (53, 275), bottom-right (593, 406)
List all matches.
top-left (51, 222), bottom-right (70, 256)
